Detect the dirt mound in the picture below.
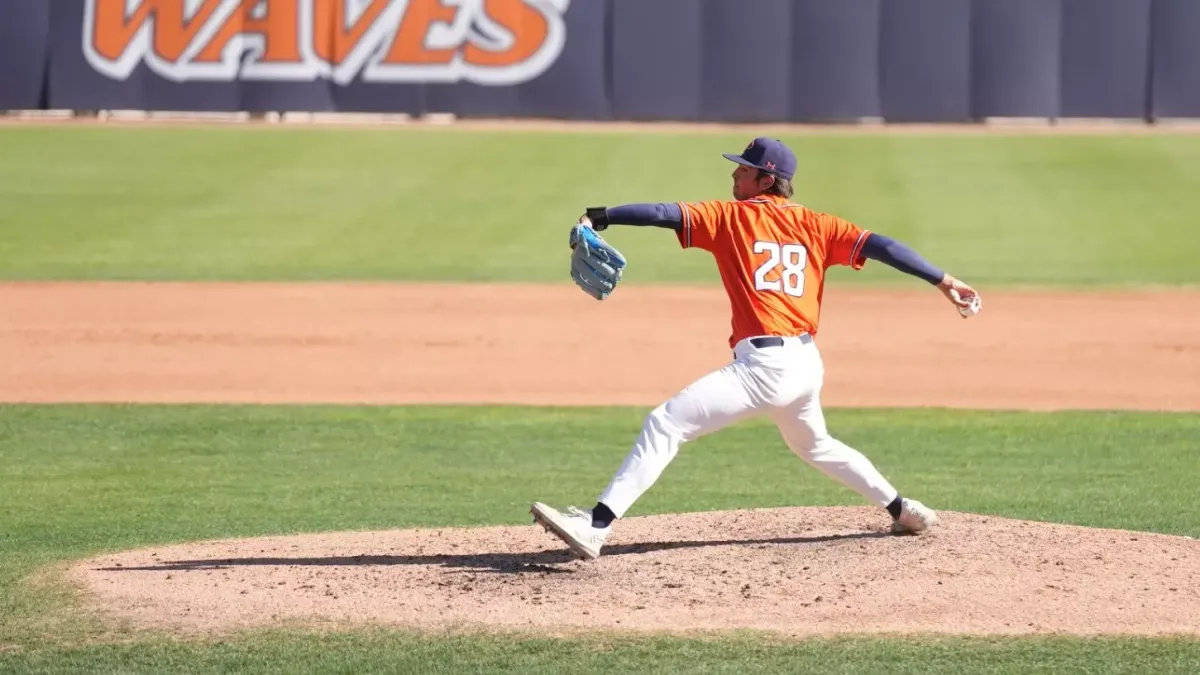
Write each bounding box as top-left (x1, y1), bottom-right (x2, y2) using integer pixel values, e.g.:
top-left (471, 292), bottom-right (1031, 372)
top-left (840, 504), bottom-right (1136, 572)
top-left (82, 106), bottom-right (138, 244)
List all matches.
top-left (69, 507), bottom-right (1200, 638)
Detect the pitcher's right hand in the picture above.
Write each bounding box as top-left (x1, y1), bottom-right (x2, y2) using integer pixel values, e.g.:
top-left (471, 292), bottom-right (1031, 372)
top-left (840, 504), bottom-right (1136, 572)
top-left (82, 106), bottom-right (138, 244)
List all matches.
top-left (937, 274), bottom-right (982, 318)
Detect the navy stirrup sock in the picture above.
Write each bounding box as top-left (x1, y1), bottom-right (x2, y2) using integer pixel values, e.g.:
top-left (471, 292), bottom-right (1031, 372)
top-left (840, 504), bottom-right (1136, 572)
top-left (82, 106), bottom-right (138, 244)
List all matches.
top-left (592, 502), bottom-right (617, 528)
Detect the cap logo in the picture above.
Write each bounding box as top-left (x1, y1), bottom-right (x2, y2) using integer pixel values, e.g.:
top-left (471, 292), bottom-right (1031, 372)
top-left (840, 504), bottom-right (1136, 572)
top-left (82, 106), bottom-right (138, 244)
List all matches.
top-left (765, 161), bottom-right (776, 170)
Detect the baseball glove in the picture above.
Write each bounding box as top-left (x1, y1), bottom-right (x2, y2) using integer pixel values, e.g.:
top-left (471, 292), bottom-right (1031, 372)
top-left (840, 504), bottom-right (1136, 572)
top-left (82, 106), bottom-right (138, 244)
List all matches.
top-left (569, 223), bottom-right (626, 300)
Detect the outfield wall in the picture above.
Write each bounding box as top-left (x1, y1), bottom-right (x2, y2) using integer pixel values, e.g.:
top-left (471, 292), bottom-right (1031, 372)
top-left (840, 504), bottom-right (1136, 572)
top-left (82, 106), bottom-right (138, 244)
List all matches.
top-left (3, 0), bottom-right (1200, 123)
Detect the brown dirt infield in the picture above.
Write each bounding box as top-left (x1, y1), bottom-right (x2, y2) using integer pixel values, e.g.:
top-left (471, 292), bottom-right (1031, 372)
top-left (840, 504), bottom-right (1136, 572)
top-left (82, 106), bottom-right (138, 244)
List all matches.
top-left (3, 282), bottom-right (1197, 410)
top-left (2, 281), bottom-right (1196, 639)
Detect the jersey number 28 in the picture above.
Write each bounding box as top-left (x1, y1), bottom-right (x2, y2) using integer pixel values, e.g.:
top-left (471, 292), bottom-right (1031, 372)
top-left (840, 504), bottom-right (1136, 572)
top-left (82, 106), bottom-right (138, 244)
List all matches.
top-left (753, 241), bottom-right (807, 297)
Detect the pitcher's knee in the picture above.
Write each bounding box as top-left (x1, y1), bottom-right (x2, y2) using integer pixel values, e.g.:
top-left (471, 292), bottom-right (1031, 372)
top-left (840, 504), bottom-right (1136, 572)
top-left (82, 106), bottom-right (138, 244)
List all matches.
top-left (788, 434), bottom-right (835, 460)
top-left (644, 401), bottom-right (693, 441)
top-left (644, 403), bottom-right (677, 432)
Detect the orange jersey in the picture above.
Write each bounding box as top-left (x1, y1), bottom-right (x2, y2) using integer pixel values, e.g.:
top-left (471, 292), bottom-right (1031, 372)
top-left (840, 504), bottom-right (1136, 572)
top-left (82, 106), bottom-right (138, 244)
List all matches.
top-left (675, 194), bottom-right (870, 347)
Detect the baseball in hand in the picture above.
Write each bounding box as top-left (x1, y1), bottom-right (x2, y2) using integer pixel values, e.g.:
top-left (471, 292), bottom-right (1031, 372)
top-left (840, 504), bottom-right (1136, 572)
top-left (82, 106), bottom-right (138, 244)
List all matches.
top-left (949, 288), bottom-right (981, 318)
top-left (937, 274), bottom-right (981, 319)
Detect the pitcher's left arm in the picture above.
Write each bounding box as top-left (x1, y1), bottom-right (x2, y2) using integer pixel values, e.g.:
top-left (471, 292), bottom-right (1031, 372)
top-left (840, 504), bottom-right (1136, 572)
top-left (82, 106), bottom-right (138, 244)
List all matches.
top-left (580, 204), bottom-right (683, 231)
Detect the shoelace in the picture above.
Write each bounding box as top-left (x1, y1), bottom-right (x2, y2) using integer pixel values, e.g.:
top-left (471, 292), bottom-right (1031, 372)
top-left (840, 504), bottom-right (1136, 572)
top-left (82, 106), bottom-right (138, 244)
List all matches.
top-left (566, 506), bottom-right (609, 539)
top-left (898, 502), bottom-right (933, 528)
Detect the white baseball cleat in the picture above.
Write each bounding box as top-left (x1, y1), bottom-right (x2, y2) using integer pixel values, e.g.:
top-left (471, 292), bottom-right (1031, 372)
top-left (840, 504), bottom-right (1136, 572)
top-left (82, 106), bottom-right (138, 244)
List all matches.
top-left (891, 498), bottom-right (938, 534)
top-left (530, 502), bottom-right (611, 560)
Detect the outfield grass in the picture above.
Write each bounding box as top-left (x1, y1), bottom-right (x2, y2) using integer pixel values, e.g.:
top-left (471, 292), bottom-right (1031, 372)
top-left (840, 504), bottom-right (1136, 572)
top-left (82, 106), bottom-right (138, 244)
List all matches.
top-left (1, 404), bottom-right (1198, 673)
top-left (5, 631), bottom-right (1200, 675)
top-left (1, 126), bottom-right (1198, 286)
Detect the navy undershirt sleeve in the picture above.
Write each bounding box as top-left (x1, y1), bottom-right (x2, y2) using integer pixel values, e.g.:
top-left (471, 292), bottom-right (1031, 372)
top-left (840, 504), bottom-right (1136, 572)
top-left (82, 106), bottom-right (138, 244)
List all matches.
top-left (605, 203), bottom-right (683, 230)
top-left (860, 233), bottom-right (945, 285)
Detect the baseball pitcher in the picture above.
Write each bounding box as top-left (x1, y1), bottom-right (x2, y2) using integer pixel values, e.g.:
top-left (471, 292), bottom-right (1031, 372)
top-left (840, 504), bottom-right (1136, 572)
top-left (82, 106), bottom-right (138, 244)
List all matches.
top-left (535, 137), bottom-right (982, 561)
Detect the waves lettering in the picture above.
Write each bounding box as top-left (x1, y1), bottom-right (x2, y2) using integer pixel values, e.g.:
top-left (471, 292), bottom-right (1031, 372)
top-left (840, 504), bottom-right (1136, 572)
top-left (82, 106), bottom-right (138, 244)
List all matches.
top-left (84, 0), bottom-right (570, 85)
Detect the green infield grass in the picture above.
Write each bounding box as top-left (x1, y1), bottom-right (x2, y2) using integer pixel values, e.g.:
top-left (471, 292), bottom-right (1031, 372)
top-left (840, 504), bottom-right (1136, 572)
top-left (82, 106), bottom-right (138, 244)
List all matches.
top-left (1, 126), bottom-right (1198, 286)
top-left (1, 404), bottom-right (1198, 673)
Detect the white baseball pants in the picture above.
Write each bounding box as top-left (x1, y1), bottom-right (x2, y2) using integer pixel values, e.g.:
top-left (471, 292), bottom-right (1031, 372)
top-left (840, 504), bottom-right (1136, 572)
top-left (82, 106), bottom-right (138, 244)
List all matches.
top-left (598, 335), bottom-right (900, 518)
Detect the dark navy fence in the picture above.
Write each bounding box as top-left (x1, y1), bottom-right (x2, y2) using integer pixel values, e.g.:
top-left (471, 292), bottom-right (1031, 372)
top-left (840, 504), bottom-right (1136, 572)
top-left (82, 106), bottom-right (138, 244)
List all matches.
top-left (2, 0), bottom-right (1198, 122)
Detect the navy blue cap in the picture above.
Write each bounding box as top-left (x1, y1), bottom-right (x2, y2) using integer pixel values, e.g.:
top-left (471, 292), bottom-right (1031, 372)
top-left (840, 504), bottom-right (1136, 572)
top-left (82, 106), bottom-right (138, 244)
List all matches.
top-left (722, 137), bottom-right (796, 181)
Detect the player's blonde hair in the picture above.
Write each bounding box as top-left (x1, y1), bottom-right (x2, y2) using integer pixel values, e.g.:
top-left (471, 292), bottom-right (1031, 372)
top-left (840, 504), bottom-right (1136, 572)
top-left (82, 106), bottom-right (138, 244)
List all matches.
top-left (759, 171), bottom-right (794, 198)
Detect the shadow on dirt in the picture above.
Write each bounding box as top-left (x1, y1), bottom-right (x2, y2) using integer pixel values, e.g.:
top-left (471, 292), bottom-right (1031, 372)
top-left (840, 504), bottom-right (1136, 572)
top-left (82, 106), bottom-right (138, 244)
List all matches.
top-left (95, 531), bottom-right (892, 575)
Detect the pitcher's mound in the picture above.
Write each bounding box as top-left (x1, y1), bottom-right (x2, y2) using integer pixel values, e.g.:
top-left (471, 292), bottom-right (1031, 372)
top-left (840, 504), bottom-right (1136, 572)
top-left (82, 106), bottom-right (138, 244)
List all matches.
top-left (70, 507), bottom-right (1199, 638)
